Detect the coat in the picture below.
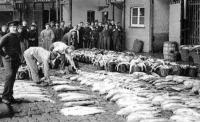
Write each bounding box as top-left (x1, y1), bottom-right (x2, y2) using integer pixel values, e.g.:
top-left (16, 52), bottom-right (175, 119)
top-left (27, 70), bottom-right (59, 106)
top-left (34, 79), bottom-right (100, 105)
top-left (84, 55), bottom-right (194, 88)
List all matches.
top-left (40, 29), bottom-right (55, 50)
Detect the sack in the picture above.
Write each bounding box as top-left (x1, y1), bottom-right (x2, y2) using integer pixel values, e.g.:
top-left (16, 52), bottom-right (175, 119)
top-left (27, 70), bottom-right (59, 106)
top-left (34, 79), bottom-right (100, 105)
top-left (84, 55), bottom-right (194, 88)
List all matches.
top-left (188, 66), bottom-right (198, 77)
top-left (107, 62), bottom-right (117, 72)
top-left (16, 66), bottom-right (29, 80)
top-left (133, 39), bottom-right (144, 53)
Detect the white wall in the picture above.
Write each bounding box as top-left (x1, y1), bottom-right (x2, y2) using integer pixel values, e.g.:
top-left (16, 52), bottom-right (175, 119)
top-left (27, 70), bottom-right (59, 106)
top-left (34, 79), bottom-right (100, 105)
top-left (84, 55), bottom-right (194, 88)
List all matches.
top-left (62, 0), bottom-right (122, 26)
top-left (169, 3), bottom-right (181, 44)
top-left (125, 0), bottom-right (151, 52)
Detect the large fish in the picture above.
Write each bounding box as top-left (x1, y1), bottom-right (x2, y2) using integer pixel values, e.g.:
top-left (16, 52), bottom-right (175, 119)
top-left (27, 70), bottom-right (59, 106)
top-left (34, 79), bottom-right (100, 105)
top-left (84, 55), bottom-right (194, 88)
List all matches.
top-left (173, 108), bottom-right (200, 118)
top-left (60, 106), bottom-right (105, 116)
top-left (14, 94), bottom-right (55, 103)
top-left (63, 100), bottom-right (95, 107)
top-left (53, 85), bottom-right (85, 92)
top-left (51, 80), bottom-right (71, 85)
top-left (170, 115), bottom-right (200, 122)
top-left (116, 104), bottom-right (156, 116)
top-left (59, 93), bottom-right (95, 102)
top-left (139, 118), bottom-right (171, 122)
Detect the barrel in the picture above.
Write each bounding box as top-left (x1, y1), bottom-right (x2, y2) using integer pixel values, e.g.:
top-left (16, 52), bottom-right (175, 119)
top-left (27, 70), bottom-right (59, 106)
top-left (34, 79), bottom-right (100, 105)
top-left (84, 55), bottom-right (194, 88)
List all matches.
top-left (163, 41), bottom-right (178, 61)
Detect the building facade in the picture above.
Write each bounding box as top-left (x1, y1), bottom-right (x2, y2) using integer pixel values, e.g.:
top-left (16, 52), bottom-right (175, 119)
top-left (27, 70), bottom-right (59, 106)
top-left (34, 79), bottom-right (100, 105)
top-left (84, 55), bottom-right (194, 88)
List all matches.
top-left (62, 0), bottom-right (124, 26)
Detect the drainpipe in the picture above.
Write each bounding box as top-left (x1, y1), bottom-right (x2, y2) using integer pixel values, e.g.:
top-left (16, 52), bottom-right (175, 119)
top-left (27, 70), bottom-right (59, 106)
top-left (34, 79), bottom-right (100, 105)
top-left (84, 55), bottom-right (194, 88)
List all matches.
top-left (150, 0), bottom-right (154, 53)
top-left (69, 0), bottom-right (72, 25)
top-left (112, 4), bottom-right (114, 21)
top-left (123, 0), bottom-right (126, 51)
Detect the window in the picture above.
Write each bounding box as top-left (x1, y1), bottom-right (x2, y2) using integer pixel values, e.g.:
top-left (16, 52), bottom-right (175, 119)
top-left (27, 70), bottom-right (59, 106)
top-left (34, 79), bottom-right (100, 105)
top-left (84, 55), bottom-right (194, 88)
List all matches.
top-left (130, 7), bottom-right (145, 27)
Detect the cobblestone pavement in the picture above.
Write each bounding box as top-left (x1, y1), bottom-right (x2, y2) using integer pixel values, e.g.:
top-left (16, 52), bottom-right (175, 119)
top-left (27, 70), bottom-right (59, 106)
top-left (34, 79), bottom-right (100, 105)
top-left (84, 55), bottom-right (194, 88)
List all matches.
top-left (0, 64), bottom-right (126, 122)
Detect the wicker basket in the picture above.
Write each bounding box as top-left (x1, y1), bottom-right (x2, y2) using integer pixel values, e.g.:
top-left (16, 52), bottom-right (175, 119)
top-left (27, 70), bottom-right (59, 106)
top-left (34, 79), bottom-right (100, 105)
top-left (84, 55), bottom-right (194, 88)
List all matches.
top-left (189, 46), bottom-right (200, 65)
top-left (179, 46), bottom-right (190, 62)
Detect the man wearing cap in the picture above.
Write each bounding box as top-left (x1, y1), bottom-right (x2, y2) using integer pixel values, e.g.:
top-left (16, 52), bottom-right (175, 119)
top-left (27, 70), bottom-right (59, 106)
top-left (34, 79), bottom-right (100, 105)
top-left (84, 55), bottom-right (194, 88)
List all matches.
top-left (49, 41), bottom-right (77, 73)
top-left (24, 47), bottom-right (58, 87)
top-left (28, 24), bottom-right (38, 47)
top-left (0, 21), bottom-right (21, 104)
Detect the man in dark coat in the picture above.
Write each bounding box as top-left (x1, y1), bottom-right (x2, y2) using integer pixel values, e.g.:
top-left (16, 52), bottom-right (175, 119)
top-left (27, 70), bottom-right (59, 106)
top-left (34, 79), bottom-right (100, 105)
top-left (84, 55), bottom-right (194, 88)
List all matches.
top-left (28, 24), bottom-right (38, 47)
top-left (21, 20), bottom-right (29, 50)
top-left (0, 21), bottom-right (21, 104)
top-left (78, 22), bottom-right (85, 48)
top-left (83, 22), bottom-right (91, 48)
top-left (112, 22), bottom-right (122, 51)
top-left (53, 22), bottom-right (63, 42)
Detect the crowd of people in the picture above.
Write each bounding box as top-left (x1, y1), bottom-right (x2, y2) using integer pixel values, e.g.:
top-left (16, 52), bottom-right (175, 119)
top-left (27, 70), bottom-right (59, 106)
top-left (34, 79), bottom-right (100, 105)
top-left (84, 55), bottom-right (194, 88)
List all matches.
top-left (41, 20), bottom-right (123, 51)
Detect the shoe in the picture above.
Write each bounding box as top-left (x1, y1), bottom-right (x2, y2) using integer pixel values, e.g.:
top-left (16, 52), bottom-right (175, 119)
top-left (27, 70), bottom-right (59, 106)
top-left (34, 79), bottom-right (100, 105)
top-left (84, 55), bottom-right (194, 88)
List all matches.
top-left (2, 98), bottom-right (11, 105)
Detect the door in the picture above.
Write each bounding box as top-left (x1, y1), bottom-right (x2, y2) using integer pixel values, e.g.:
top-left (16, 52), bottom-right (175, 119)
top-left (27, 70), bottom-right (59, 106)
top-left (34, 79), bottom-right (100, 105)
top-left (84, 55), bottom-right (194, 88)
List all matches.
top-left (184, 0), bottom-right (200, 45)
top-left (43, 10), bottom-right (49, 29)
top-left (87, 10), bottom-right (95, 23)
top-left (102, 11), bottom-right (108, 23)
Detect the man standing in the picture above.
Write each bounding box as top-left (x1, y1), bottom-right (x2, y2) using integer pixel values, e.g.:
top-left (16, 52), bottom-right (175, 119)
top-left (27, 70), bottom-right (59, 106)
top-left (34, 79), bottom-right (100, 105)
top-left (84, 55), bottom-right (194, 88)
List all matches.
top-left (28, 24), bottom-right (38, 47)
top-left (40, 23), bottom-right (55, 50)
top-left (24, 47), bottom-right (58, 87)
top-left (0, 21), bottom-right (21, 104)
top-left (53, 22), bottom-right (63, 42)
top-left (112, 22), bottom-right (122, 51)
top-left (21, 20), bottom-right (29, 50)
top-left (78, 22), bottom-right (85, 48)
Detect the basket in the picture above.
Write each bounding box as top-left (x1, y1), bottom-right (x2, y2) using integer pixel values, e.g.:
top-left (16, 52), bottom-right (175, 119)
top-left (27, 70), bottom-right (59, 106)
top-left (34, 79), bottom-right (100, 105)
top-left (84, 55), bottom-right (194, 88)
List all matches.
top-left (107, 62), bottom-right (117, 72)
top-left (189, 47), bottom-right (200, 65)
top-left (133, 39), bottom-right (144, 53)
top-left (179, 46), bottom-right (190, 62)
top-left (188, 66), bottom-right (198, 77)
top-left (118, 64), bottom-right (129, 73)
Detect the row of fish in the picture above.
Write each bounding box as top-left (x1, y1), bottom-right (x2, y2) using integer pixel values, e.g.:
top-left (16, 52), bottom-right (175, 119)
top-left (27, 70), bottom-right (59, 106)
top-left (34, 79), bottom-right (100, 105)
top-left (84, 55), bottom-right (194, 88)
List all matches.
top-left (0, 80), bottom-right (54, 103)
top-left (50, 77), bottom-right (105, 116)
top-left (68, 70), bottom-right (200, 122)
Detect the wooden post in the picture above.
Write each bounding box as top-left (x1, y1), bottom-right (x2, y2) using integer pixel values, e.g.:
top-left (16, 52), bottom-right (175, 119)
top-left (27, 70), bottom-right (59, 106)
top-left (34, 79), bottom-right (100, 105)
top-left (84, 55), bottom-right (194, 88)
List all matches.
top-left (56, 0), bottom-right (59, 21)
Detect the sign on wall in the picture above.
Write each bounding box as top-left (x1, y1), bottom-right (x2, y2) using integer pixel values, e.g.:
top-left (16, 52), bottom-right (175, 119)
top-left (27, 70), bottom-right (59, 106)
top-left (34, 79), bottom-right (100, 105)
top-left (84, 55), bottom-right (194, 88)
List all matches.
top-left (34, 0), bottom-right (52, 2)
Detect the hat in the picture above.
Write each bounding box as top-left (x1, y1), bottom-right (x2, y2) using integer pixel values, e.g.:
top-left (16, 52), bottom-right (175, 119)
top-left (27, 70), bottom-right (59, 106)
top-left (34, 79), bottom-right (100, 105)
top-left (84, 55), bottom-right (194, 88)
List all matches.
top-left (45, 23), bottom-right (50, 26)
top-left (30, 24), bottom-right (36, 27)
top-left (7, 21), bottom-right (19, 27)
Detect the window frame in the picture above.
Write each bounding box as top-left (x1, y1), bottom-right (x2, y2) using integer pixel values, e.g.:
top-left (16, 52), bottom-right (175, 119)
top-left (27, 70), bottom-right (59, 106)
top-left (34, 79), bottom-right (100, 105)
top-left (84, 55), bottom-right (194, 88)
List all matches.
top-left (130, 7), bottom-right (145, 28)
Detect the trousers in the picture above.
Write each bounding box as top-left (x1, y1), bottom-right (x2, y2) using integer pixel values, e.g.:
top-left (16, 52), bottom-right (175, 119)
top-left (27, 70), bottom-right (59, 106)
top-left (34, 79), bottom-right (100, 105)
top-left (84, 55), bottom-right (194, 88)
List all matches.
top-left (2, 56), bottom-right (20, 99)
top-left (24, 52), bottom-right (39, 83)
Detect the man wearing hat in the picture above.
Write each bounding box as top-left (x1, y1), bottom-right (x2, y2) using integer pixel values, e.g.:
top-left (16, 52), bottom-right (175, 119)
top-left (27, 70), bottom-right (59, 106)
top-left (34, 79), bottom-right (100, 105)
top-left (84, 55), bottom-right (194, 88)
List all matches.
top-left (28, 24), bottom-right (38, 47)
top-left (24, 47), bottom-right (58, 87)
top-left (0, 21), bottom-right (21, 104)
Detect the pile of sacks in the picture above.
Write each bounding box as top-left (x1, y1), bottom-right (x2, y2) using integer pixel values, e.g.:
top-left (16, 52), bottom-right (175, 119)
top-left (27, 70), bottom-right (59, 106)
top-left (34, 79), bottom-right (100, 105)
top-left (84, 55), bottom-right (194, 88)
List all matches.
top-left (72, 49), bottom-right (198, 77)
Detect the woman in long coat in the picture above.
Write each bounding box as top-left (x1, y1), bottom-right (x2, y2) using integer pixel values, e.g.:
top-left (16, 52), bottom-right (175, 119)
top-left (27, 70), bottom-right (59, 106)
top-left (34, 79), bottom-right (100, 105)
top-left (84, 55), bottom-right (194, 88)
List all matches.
top-left (40, 23), bottom-right (55, 50)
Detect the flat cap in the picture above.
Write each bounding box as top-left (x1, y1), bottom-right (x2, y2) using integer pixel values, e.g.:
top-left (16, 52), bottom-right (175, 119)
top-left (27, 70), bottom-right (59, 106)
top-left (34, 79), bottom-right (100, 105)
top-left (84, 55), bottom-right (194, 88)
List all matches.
top-left (7, 20), bottom-right (19, 27)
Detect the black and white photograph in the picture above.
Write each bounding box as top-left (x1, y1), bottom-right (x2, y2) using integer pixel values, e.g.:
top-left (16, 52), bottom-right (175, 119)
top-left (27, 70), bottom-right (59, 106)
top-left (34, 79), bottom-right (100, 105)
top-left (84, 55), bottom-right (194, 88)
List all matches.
top-left (0, 0), bottom-right (199, 122)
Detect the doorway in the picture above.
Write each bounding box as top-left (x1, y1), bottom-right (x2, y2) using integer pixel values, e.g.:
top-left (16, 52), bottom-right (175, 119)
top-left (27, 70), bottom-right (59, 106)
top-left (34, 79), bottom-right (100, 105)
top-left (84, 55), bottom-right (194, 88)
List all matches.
top-left (87, 10), bottom-right (95, 23)
top-left (42, 10), bottom-right (49, 29)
